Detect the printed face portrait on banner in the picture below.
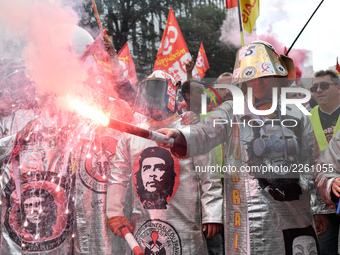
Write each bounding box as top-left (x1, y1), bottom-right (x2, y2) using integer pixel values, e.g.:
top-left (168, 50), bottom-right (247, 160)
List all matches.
top-left (21, 189), bottom-right (58, 238)
top-left (5, 181), bottom-right (70, 251)
top-left (133, 147), bottom-right (180, 209)
top-left (292, 235), bottom-right (317, 255)
top-left (283, 226), bottom-right (319, 255)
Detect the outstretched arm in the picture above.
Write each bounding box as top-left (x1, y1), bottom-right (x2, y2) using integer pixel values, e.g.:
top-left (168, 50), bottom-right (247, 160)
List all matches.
top-left (156, 128), bottom-right (187, 158)
top-left (157, 101), bottom-right (234, 159)
top-left (103, 38), bottom-right (137, 106)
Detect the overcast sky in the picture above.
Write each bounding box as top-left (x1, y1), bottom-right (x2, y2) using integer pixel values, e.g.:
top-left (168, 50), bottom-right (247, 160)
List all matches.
top-left (256, 0), bottom-right (339, 71)
top-left (0, 0), bottom-right (337, 74)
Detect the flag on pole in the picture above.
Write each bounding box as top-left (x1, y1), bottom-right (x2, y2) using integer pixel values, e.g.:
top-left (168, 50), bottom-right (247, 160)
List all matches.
top-left (336, 57), bottom-right (340, 74)
top-left (79, 32), bottom-right (113, 79)
top-left (193, 42), bottom-right (210, 79)
top-left (117, 43), bottom-right (138, 84)
top-left (153, 7), bottom-right (191, 82)
top-left (240, 0), bottom-right (259, 34)
top-left (226, 0), bottom-right (238, 9)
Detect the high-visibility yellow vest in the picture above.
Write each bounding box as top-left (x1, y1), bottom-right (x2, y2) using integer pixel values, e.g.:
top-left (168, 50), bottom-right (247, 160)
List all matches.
top-left (200, 112), bottom-right (224, 178)
top-left (309, 105), bottom-right (340, 151)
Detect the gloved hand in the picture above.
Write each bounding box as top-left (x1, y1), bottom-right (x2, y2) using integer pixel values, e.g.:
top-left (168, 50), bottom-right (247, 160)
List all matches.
top-left (108, 216), bottom-right (133, 238)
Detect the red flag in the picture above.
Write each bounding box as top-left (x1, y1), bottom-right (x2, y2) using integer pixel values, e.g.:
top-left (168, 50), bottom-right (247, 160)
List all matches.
top-left (336, 57), bottom-right (340, 75)
top-left (153, 7), bottom-right (191, 82)
top-left (193, 42), bottom-right (210, 79)
top-left (79, 31), bottom-right (113, 78)
top-left (117, 43), bottom-right (138, 84)
top-left (226, 0), bottom-right (238, 9)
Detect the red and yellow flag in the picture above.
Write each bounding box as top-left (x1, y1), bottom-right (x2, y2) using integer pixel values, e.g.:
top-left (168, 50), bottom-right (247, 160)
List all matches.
top-left (117, 43), bottom-right (138, 84)
top-left (226, 0), bottom-right (238, 9)
top-left (336, 57), bottom-right (340, 75)
top-left (153, 7), bottom-right (191, 82)
top-left (193, 42), bottom-right (210, 79)
top-left (240, 0), bottom-right (259, 34)
top-left (79, 32), bottom-right (118, 89)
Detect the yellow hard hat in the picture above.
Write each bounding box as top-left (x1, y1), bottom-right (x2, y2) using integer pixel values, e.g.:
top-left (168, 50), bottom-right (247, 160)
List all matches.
top-left (231, 41), bottom-right (296, 86)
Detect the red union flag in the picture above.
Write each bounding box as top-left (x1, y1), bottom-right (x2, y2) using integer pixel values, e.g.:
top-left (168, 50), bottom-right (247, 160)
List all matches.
top-left (226, 0), bottom-right (238, 9)
top-left (336, 57), bottom-right (340, 75)
top-left (193, 42), bottom-right (210, 79)
top-left (117, 42), bottom-right (138, 84)
top-left (80, 33), bottom-right (112, 75)
top-left (153, 7), bottom-right (191, 82)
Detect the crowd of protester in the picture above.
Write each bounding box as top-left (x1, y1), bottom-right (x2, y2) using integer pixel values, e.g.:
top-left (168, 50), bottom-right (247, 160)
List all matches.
top-left (0, 35), bottom-right (340, 255)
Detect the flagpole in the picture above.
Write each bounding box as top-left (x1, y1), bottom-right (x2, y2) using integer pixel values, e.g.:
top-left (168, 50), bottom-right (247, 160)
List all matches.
top-left (285, 0), bottom-right (324, 56)
top-left (90, 0), bottom-right (104, 36)
top-left (237, 0), bottom-right (245, 46)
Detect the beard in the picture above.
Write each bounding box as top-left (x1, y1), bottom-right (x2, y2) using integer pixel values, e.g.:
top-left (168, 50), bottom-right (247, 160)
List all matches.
top-left (141, 180), bottom-right (169, 209)
top-left (25, 220), bottom-right (53, 238)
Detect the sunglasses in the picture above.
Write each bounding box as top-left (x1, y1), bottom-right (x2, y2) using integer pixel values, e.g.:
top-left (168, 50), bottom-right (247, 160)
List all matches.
top-left (310, 82), bottom-right (335, 93)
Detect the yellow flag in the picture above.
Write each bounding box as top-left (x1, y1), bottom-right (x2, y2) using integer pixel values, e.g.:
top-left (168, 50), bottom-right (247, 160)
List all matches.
top-left (240, 0), bottom-right (259, 34)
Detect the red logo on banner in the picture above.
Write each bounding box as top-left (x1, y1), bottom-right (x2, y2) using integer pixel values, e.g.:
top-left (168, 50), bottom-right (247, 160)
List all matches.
top-left (193, 42), bottom-right (210, 79)
top-left (336, 57), bottom-right (340, 75)
top-left (154, 7), bottom-right (191, 82)
top-left (79, 32), bottom-right (112, 76)
top-left (117, 43), bottom-right (138, 84)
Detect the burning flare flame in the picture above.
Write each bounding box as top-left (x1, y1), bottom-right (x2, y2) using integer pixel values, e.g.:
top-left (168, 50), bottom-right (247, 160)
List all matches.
top-left (71, 99), bottom-right (109, 126)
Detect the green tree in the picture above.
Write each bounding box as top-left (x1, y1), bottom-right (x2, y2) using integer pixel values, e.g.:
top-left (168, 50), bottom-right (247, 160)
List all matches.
top-left (77, 0), bottom-right (236, 80)
top-left (177, 4), bottom-right (237, 78)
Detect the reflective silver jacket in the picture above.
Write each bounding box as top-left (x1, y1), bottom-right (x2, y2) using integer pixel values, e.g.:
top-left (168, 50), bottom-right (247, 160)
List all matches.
top-left (74, 125), bottom-right (126, 255)
top-left (0, 109), bottom-right (74, 255)
top-left (315, 130), bottom-right (340, 206)
top-left (107, 117), bottom-right (223, 255)
top-left (73, 112), bottom-right (145, 255)
top-left (309, 152), bottom-right (336, 215)
top-left (179, 101), bottom-right (320, 255)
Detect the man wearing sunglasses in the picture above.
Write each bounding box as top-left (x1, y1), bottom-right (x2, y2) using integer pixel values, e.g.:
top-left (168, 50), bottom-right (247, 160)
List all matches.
top-left (309, 69), bottom-right (340, 255)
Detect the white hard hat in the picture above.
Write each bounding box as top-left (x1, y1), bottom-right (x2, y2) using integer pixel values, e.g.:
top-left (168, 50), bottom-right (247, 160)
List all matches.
top-left (49, 24), bottom-right (94, 57)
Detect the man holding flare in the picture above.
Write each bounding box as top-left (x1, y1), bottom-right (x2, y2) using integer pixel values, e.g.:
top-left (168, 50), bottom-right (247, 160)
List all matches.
top-left (156, 41), bottom-right (321, 255)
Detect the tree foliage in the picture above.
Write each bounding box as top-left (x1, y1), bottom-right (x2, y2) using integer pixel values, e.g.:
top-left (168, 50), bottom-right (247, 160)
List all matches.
top-left (177, 4), bottom-right (237, 78)
top-left (77, 0), bottom-right (237, 80)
